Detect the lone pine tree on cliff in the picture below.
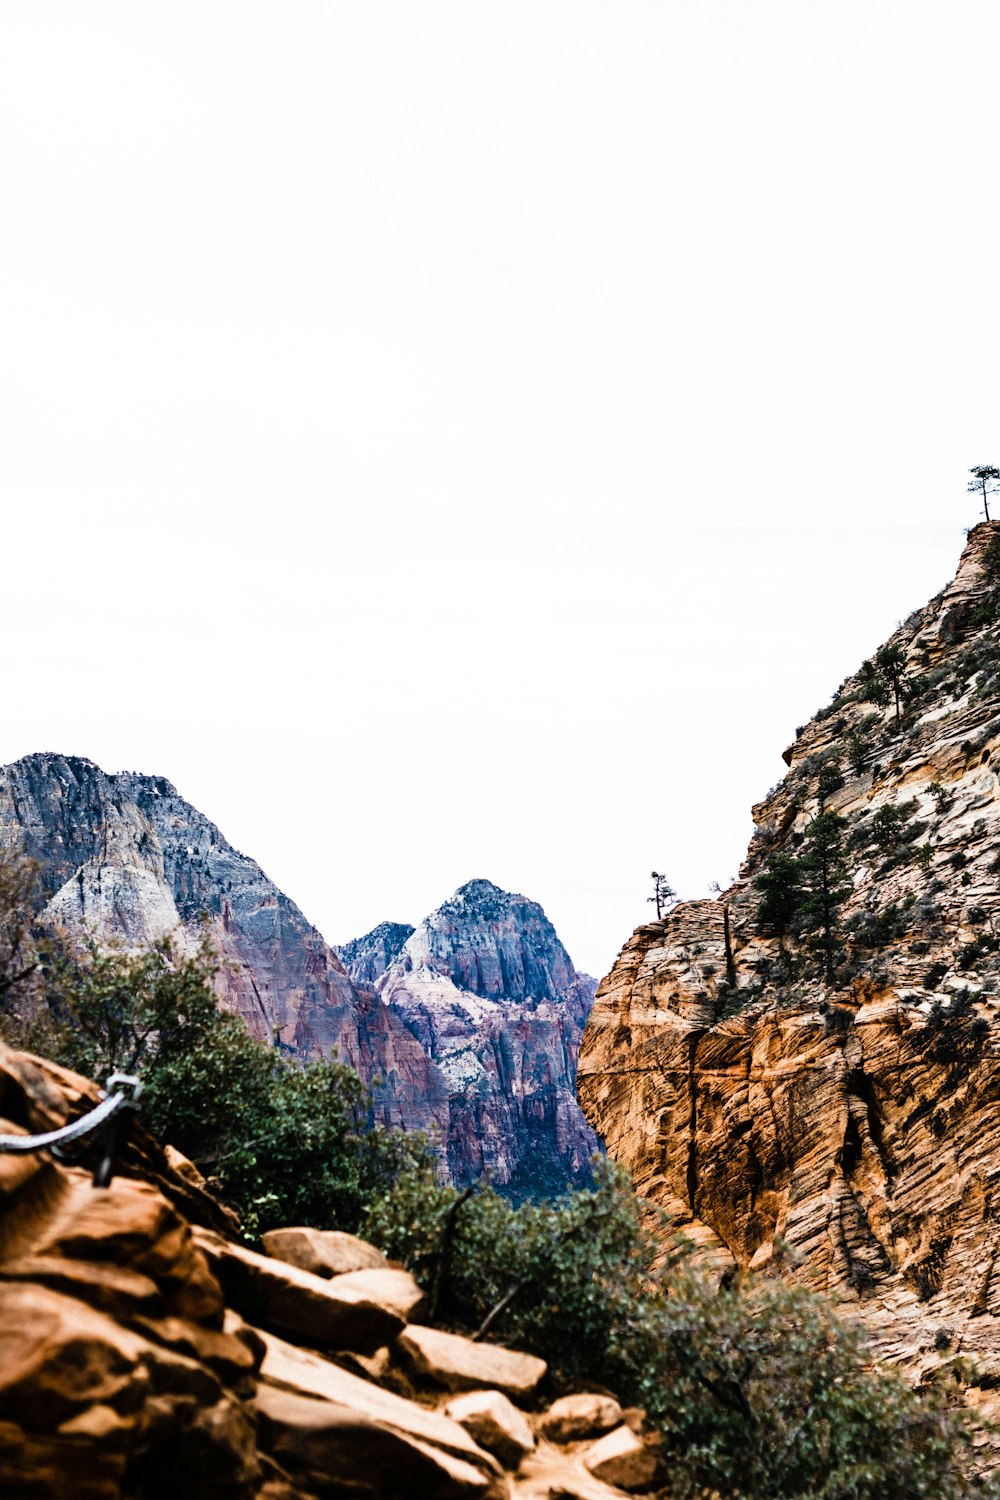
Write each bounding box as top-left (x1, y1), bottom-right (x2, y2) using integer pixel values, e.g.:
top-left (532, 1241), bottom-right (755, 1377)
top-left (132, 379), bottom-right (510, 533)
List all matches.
top-left (648, 871), bottom-right (677, 920)
top-left (968, 464), bottom-right (1000, 522)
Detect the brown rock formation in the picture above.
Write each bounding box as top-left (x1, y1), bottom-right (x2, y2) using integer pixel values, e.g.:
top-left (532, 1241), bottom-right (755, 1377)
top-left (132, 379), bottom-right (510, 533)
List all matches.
top-left (579, 523), bottom-right (1000, 1400)
top-left (0, 1042), bottom-right (652, 1500)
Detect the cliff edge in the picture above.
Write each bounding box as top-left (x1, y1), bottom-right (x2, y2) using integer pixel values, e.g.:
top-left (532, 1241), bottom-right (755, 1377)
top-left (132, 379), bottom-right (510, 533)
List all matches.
top-left (579, 523), bottom-right (1000, 1401)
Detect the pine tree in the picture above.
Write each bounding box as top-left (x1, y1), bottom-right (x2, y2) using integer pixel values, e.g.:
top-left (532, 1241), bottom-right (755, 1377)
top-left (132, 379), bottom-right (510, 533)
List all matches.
top-left (648, 871), bottom-right (677, 920)
top-left (859, 644), bottom-right (907, 727)
top-left (797, 811), bottom-right (851, 983)
top-left (968, 464), bottom-right (1000, 523)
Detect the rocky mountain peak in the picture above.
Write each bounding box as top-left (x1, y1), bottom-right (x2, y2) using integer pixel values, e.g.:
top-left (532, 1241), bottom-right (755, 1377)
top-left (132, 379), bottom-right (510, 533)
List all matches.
top-left (343, 880), bottom-right (601, 1191)
top-left (336, 921), bottom-right (415, 987)
top-left (394, 877), bottom-right (582, 1006)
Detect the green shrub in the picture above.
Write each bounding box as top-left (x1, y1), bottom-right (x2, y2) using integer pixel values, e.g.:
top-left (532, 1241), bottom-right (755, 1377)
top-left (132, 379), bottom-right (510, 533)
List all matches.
top-left (633, 1271), bottom-right (988, 1500)
top-left (363, 1159), bottom-right (659, 1387)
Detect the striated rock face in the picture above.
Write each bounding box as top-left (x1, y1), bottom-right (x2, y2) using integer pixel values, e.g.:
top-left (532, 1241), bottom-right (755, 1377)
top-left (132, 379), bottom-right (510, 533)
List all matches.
top-left (0, 1043), bottom-right (653, 1500)
top-left (0, 754), bottom-right (444, 1136)
top-left (579, 523), bottom-right (1000, 1396)
top-left (345, 881), bottom-right (601, 1191)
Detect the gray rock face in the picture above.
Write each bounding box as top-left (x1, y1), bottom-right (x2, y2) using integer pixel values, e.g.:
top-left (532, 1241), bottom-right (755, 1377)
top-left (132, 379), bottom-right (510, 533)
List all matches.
top-left (369, 880), bottom-right (602, 1191)
top-left (337, 922), bottom-right (415, 987)
top-left (0, 753), bottom-right (446, 1136)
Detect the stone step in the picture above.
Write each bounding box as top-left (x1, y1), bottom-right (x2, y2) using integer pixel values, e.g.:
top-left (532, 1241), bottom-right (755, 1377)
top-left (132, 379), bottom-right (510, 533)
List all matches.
top-left (397, 1324), bottom-right (547, 1399)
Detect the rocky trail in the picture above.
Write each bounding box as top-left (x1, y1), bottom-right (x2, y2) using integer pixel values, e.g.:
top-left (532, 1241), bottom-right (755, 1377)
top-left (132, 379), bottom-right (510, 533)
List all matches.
top-left (0, 1043), bottom-right (661, 1500)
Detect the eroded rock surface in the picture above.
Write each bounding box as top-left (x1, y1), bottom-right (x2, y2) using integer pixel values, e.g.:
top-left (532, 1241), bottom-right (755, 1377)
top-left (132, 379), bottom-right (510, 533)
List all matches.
top-left (0, 1044), bottom-right (652, 1500)
top-left (579, 523), bottom-right (1000, 1402)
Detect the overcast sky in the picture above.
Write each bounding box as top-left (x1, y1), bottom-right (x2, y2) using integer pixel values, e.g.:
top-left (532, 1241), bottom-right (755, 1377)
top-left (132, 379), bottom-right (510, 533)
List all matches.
top-left (2, 3), bottom-right (998, 978)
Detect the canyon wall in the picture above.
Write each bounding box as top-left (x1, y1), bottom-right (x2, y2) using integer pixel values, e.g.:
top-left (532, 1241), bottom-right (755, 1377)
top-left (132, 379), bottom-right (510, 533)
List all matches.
top-left (579, 523), bottom-right (1000, 1395)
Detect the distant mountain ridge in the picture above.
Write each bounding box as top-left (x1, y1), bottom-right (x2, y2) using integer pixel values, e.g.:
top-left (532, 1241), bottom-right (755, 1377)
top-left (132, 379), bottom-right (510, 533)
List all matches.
top-left (0, 754), bottom-right (599, 1190)
top-left (0, 752), bottom-right (444, 1136)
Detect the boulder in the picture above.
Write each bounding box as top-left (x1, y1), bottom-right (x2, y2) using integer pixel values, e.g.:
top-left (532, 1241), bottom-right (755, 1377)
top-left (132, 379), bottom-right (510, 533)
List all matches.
top-left (539, 1393), bottom-right (623, 1444)
top-left (261, 1226), bottom-right (389, 1278)
top-left (582, 1425), bottom-right (659, 1492)
top-left (255, 1383), bottom-right (507, 1499)
top-left (444, 1390), bottom-right (535, 1468)
top-left (256, 1325), bottom-right (501, 1474)
top-left (325, 1267), bottom-right (424, 1323)
top-left (396, 1325), bottom-right (547, 1399)
top-left (194, 1228), bottom-right (405, 1354)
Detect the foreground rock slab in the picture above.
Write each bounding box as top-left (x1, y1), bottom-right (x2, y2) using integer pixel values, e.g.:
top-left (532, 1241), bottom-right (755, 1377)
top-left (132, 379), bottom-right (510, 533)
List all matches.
top-left (256, 1383), bottom-right (507, 1500)
top-left (512, 1444), bottom-right (634, 1500)
top-left (0, 1043), bottom-right (658, 1500)
top-left (257, 1325), bottom-right (502, 1474)
top-left (195, 1228), bottom-right (405, 1355)
top-left (329, 1267), bottom-right (424, 1323)
top-left (583, 1425), bottom-right (659, 1492)
top-left (540, 1394), bottom-right (623, 1444)
top-left (0, 1280), bottom-right (258, 1500)
top-left (398, 1325), bottom-right (547, 1398)
top-left (261, 1227), bottom-right (389, 1278)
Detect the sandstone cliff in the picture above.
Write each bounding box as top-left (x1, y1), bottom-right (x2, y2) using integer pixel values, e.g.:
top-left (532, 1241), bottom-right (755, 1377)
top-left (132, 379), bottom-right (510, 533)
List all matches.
top-left (579, 523), bottom-right (1000, 1399)
top-left (342, 881), bottom-right (600, 1193)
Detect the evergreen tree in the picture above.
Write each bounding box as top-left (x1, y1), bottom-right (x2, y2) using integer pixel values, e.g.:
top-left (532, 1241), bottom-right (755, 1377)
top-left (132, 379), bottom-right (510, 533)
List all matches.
top-left (875, 644), bottom-right (907, 725)
top-left (968, 464), bottom-right (1000, 523)
top-left (755, 853), bottom-right (802, 937)
top-left (860, 644), bottom-right (907, 726)
top-left (648, 871), bottom-right (677, 919)
top-left (797, 811), bottom-right (851, 983)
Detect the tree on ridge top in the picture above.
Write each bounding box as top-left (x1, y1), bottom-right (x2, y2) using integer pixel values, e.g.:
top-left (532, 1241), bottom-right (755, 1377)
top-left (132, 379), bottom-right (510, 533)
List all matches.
top-left (968, 464), bottom-right (1000, 523)
top-left (648, 871), bottom-right (677, 920)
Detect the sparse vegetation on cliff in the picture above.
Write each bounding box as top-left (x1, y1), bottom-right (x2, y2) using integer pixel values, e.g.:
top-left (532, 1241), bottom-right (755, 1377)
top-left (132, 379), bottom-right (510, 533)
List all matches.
top-left (969, 464), bottom-right (1000, 523)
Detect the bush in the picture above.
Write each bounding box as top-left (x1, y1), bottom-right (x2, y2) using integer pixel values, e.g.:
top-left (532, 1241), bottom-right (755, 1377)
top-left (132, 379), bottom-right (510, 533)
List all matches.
top-left (846, 901), bottom-right (911, 949)
top-left (363, 1159), bottom-right (659, 1387)
top-left (631, 1270), bottom-right (986, 1500)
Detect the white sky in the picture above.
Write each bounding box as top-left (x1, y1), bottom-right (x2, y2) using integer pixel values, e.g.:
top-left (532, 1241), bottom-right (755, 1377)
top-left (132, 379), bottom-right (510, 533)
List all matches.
top-left (2, 2), bottom-right (998, 979)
